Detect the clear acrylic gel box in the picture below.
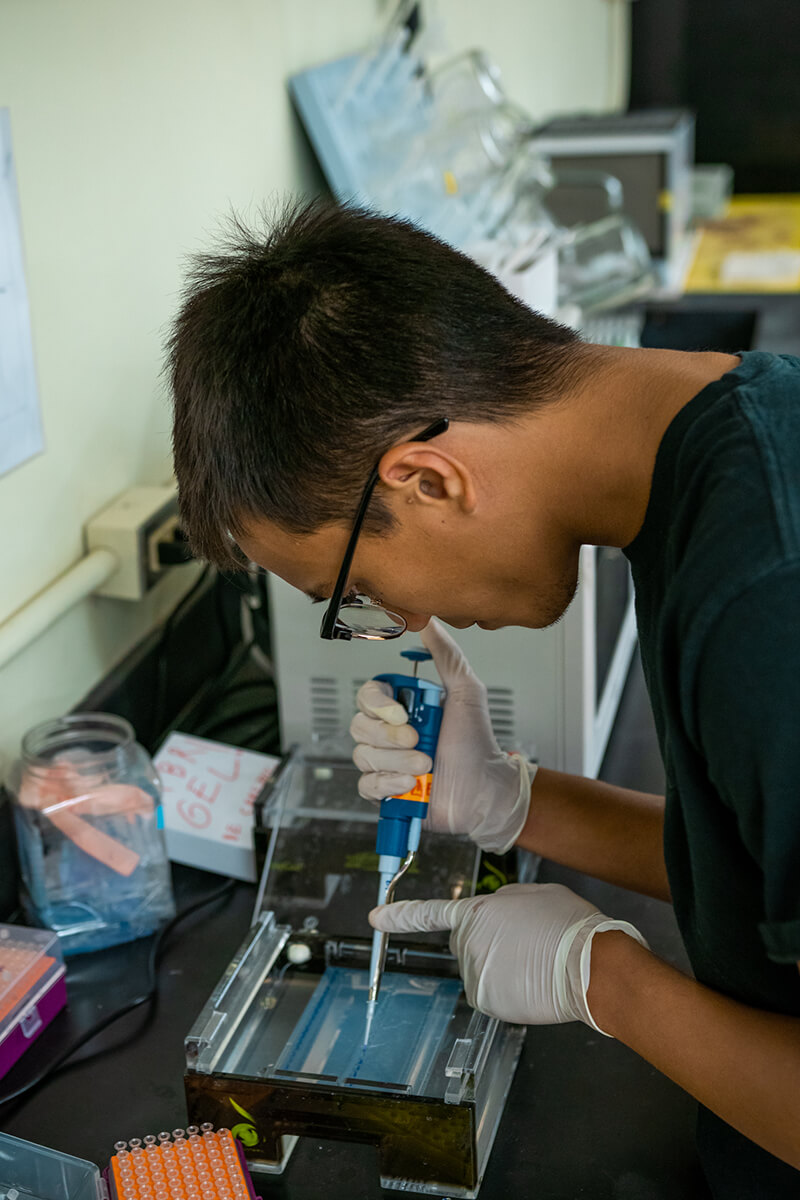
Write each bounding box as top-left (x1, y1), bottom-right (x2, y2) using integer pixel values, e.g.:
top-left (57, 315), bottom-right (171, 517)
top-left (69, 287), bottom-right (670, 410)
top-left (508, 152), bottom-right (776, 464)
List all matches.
top-left (184, 744), bottom-right (527, 1198)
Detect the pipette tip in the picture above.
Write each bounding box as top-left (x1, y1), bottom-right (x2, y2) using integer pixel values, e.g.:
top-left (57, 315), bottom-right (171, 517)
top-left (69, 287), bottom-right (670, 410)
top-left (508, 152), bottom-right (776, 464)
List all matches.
top-left (363, 998), bottom-right (377, 1046)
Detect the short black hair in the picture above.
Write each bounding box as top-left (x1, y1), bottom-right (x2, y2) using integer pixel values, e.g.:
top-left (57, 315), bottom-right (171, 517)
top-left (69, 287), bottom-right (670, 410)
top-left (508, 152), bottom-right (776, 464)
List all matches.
top-left (168, 198), bottom-right (583, 570)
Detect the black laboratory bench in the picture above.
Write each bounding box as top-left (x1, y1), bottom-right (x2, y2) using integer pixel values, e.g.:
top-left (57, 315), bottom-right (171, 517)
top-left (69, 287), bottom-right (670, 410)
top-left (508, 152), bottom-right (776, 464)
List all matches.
top-left (4, 291), bottom-right (799, 1197)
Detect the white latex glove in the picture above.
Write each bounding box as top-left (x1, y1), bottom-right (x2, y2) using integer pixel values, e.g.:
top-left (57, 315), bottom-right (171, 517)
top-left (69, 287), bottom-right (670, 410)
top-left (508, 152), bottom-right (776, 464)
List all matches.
top-left (350, 619), bottom-right (534, 853)
top-left (369, 882), bottom-right (648, 1034)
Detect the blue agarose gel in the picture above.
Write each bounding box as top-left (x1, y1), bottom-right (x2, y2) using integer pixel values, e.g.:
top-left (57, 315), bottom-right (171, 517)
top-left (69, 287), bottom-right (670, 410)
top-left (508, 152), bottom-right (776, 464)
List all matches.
top-left (274, 966), bottom-right (462, 1093)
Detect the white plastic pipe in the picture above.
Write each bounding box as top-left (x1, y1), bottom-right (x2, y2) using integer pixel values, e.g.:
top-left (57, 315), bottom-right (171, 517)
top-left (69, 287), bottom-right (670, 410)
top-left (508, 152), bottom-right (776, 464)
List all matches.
top-left (0, 548), bottom-right (119, 671)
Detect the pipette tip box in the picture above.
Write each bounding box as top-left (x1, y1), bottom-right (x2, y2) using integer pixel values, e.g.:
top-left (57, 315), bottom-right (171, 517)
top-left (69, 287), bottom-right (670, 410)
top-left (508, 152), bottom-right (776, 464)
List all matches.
top-left (0, 923), bottom-right (66, 1080)
top-left (0, 1127), bottom-right (261, 1200)
top-left (105, 1126), bottom-right (261, 1200)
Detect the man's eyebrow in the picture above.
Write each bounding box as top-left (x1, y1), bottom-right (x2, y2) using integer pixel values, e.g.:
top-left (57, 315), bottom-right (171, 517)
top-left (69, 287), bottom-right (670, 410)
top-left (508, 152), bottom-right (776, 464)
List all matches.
top-left (306, 587), bottom-right (328, 604)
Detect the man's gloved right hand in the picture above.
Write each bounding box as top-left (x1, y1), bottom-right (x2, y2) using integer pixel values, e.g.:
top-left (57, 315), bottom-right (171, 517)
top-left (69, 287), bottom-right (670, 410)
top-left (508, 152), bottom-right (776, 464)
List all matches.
top-left (350, 619), bottom-right (535, 854)
top-left (369, 882), bottom-right (648, 1032)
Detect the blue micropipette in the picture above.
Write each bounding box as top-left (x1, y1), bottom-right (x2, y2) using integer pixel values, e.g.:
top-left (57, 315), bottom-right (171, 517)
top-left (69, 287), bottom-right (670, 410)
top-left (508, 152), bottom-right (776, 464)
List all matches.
top-left (364, 648), bottom-right (444, 1045)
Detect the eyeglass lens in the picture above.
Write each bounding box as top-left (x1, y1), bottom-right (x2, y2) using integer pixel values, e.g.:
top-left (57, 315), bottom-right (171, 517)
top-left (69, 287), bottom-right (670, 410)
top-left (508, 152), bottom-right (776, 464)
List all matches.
top-left (337, 601), bottom-right (406, 639)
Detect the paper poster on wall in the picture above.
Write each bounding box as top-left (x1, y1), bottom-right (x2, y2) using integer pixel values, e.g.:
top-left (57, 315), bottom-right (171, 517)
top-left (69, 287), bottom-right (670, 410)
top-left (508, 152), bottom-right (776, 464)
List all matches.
top-left (0, 108), bottom-right (43, 477)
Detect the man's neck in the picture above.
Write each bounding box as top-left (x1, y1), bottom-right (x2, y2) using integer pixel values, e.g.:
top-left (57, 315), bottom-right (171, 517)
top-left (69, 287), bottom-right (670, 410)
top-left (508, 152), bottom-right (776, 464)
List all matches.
top-left (528, 346), bottom-right (741, 550)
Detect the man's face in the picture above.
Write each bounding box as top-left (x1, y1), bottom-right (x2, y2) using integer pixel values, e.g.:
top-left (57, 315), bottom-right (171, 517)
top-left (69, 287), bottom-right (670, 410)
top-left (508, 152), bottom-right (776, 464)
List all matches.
top-left (237, 496), bottom-right (581, 634)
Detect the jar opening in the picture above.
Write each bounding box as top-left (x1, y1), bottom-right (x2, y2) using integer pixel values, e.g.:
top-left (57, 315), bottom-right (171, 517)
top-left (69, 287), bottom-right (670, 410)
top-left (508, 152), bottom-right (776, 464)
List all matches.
top-left (22, 713), bottom-right (135, 767)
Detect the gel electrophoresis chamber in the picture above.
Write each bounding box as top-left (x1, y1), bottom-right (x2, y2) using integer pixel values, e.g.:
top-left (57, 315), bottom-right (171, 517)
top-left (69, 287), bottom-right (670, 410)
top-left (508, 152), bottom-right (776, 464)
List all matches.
top-left (184, 745), bottom-right (527, 1197)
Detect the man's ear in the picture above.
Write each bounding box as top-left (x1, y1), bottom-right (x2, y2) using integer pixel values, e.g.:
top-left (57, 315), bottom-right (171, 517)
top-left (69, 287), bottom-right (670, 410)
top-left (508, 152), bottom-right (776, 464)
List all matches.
top-left (377, 446), bottom-right (477, 513)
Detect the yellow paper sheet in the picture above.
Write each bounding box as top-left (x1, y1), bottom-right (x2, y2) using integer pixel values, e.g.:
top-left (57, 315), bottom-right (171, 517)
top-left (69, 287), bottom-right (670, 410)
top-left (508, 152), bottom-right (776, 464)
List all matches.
top-left (684, 195), bottom-right (800, 292)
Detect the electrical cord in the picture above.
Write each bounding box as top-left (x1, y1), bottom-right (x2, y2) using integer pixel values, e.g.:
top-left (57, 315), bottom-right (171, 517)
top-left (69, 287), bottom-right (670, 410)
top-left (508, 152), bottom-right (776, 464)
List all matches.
top-left (194, 692), bottom-right (281, 748)
top-left (0, 877), bottom-right (237, 1112)
top-left (192, 679), bottom-right (278, 740)
top-left (196, 679), bottom-right (276, 711)
top-left (188, 570), bottom-right (279, 751)
top-left (196, 711), bottom-right (279, 747)
top-left (151, 564), bottom-right (213, 743)
top-left (152, 561), bottom-right (278, 752)
top-left (159, 637), bottom-right (259, 746)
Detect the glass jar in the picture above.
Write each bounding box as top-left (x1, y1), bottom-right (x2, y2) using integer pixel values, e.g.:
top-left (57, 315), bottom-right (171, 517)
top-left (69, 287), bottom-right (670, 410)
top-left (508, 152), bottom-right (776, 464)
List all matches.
top-left (7, 713), bottom-right (175, 954)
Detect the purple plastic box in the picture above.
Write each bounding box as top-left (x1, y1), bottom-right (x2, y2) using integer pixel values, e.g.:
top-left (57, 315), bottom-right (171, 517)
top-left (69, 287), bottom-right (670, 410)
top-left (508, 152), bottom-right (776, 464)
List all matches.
top-left (0, 923), bottom-right (67, 1079)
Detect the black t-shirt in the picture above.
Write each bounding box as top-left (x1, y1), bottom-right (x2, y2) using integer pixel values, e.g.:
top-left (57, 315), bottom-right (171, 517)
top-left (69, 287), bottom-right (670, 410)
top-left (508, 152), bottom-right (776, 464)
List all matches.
top-left (624, 351), bottom-right (800, 1198)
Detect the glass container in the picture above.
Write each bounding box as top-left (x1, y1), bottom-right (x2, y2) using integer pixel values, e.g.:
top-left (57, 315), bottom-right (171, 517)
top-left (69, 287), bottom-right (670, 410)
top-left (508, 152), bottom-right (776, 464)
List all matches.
top-left (7, 713), bottom-right (175, 954)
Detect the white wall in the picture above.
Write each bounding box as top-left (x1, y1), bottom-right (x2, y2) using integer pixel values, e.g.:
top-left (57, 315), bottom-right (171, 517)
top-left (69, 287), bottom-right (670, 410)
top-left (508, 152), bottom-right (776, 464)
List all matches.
top-left (0, 0), bottom-right (628, 766)
top-left (434, 0), bottom-right (630, 115)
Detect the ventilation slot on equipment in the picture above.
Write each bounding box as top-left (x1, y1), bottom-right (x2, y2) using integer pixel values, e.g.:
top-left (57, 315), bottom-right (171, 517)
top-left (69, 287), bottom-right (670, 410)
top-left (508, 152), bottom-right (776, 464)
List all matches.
top-left (486, 686), bottom-right (516, 747)
top-left (310, 677), bottom-right (342, 737)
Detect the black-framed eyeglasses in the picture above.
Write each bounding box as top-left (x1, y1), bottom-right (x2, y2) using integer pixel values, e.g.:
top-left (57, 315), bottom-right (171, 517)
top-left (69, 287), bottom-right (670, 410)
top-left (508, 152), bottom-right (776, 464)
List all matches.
top-left (320, 417), bottom-right (450, 641)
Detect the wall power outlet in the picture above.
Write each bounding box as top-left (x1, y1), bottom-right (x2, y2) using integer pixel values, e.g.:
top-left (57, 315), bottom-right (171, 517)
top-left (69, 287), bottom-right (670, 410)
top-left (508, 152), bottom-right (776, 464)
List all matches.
top-left (84, 485), bottom-right (181, 600)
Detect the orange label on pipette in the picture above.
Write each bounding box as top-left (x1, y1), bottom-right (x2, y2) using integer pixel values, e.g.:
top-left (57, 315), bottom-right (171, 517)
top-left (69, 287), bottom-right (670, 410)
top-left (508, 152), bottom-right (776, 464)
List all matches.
top-left (395, 774), bottom-right (433, 803)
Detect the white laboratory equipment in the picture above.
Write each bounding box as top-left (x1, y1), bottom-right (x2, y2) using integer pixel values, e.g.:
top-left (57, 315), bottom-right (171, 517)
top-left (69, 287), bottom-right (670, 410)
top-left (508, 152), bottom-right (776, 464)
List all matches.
top-left (268, 543), bottom-right (636, 779)
top-left (529, 110), bottom-right (696, 295)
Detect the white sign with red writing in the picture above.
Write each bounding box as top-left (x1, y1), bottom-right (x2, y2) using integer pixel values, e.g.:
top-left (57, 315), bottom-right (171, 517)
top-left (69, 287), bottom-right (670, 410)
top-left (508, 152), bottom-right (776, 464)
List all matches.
top-left (154, 732), bottom-right (280, 881)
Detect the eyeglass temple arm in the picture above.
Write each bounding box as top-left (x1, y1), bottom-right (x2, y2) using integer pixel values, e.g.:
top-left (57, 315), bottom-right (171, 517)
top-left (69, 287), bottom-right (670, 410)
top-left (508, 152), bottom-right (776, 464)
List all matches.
top-left (335, 417), bottom-right (449, 595)
top-left (328, 464), bottom-right (381, 605)
top-left (320, 417), bottom-right (450, 638)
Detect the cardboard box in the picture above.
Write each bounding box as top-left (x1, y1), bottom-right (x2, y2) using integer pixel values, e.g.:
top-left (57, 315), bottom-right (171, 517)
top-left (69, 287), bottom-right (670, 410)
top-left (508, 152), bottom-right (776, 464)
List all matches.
top-left (154, 733), bottom-right (279, 881)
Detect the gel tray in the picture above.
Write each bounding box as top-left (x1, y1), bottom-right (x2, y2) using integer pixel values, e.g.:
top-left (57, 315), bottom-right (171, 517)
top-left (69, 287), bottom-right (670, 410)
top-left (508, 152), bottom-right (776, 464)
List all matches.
top-left (274, 966), bottom-right (462, 1092)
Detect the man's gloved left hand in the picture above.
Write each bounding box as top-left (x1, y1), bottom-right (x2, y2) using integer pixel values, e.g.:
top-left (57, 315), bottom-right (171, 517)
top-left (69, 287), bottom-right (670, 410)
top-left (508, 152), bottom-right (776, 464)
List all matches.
top-left (369, 882), bottom-right (648, 1033)
top-left (351, 619), bottom-right (533, 853)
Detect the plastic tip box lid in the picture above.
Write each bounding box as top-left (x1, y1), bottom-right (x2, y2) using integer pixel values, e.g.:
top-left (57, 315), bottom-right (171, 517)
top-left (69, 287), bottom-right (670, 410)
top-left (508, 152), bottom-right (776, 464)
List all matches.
top-left (0, 925), bottom-right (64, 1037)
top-left (0, 1132), bottom-right (103, 1200)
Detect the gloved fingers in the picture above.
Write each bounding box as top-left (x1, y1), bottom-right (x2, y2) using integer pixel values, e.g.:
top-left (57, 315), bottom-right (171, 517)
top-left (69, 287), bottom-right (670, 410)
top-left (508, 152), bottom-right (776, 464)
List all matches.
top-left (358, 771), bottom-right (419, 802)
top-left (353, 744), bottom-right (432, 778)
top-left (467, 756), bottom-right (533, 853)
top-left (350, 712), bottom-right (420, 750)
top-left (356, 679), bottom-right (409, 725)
top-left (368, 896), bottom-right (463, 933)
top-left (421, 619), bottom-right (485, 701)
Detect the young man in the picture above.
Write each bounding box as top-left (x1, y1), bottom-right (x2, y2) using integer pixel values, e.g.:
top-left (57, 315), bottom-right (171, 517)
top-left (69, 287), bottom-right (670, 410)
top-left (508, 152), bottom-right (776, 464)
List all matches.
top-left (168, 199), bottom-right (800, 1198)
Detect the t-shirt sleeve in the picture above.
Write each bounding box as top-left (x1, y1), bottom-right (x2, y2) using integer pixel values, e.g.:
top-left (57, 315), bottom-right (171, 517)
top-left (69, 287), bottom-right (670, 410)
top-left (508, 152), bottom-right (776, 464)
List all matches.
top-left (695, 562), bottom-right (800, 963)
